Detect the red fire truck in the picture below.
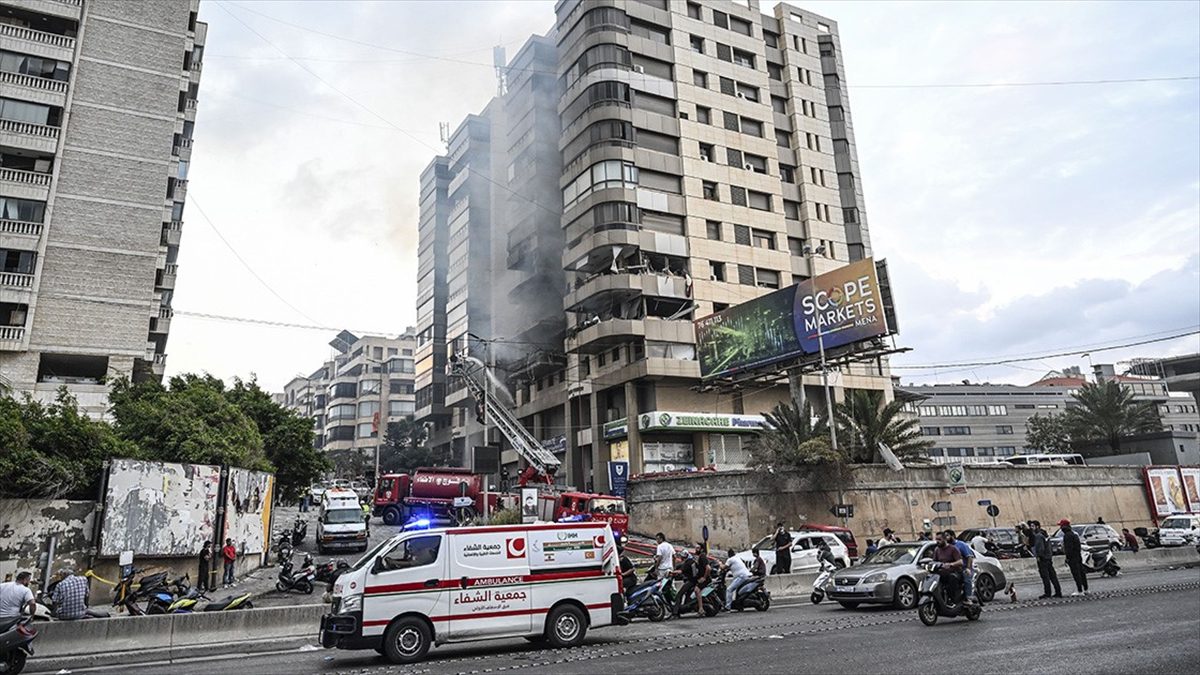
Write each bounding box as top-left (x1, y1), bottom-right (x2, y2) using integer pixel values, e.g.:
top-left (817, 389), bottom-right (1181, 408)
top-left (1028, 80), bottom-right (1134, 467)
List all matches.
top-left (373, 467), bottom-right (504, 526)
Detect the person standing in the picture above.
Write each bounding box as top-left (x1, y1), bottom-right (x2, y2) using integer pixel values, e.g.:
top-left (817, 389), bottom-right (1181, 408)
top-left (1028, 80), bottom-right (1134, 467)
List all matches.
top-left (651, 533), bottom-right (675, 580)
top-left (864, 539), bottom-right (878, 558)
top-left (198, 542), bottom-right (212, 592)
top-left (879, 528), bottom-right (899, 546)
top-left (1059, 519), bottom-right (1088, 596)
top-left (773, 523), bottom-right (792, 575)
top-left (1121, 528), bottom-right (1139, 553)
top-left (1031, 521), bottom-right (1062, 599)
top-left (0, 571), bottom-right (35, 619)
top-left (221, 538), bottom-right (237, 587)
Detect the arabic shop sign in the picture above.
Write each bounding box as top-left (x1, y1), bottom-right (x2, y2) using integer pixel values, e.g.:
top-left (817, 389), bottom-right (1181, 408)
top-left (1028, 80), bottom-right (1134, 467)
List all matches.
top-left (603, 419), bottom-right (628, 439)
top-left (637, 411), bottom-right (766, 433)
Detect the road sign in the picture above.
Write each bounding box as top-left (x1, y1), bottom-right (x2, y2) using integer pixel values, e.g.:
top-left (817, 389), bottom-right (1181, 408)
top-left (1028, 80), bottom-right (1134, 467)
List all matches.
top-left (946, 463), bottom-right (968, 494)
top-left (931, 500), bottom-right (953, 512)
top-left (977, 499), bottom-right (992, 507)
top-left (830, 504), bottom-right (854, 518)
top-left (986, 504), bottom-right (1000, 518)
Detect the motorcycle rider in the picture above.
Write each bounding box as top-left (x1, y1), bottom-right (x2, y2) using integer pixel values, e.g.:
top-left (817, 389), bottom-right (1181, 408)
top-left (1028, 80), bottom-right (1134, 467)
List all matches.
top-left (931, 531), bottom-right (965, 603)
top-left (944, 530), bottom-right (975, 603)
top-left (816, 538), bottom-right (839, 569)
top-left (749, 547), bottom-right (768, 578)
top-left (675, 544), bottom-right (711, 617)
top-left (720, 550), bottom-right (753, 610)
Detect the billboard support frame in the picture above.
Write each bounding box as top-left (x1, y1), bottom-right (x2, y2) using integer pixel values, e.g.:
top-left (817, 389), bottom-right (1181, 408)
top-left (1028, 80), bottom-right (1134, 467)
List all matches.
top-left (694, 339), bottom-right (911, 393)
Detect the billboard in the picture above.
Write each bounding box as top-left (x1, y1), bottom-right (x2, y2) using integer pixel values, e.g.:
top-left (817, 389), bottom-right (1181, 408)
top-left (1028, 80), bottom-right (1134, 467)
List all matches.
top-left (223, 468), bottom-right (274, 555)
top-left (1142, 466), bottom-right (1192, 520)
top-left (100, 459), bottom-right (221, 557)
top-left (695, 258), bottom-right (892, 379)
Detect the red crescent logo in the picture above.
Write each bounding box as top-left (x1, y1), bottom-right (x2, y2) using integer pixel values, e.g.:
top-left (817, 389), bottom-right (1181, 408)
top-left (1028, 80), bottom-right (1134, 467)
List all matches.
top-left (506, 537), bottom-right (527, 558)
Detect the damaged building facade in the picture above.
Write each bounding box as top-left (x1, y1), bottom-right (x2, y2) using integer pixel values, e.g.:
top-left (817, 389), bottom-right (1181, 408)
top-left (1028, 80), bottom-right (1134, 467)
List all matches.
top-left (416, 1), bottom-right (893, 491)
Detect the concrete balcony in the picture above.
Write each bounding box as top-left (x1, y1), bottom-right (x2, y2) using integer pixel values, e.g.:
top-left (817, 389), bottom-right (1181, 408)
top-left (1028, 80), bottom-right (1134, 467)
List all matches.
top-left (151, 307), bottom-right (172, 334)
top-left (565, 273), bottom-right (690, 312)
top-left (0, 272), bottom-right (33, 304)
top-left (0, 167), bottom-right (51, 200)
top-left (157, 263), bottom-right (177, 290)
top-left (566, 318), bottom-right (644, 355)
top-left (0, 272), bottom-right (34, 289)
top-left (162, 220), bottom-right (182, 246)
top-left (0, 70), bottom-right (68, 107)
top-left (0, 118), bottom-right (59, 154)
top-left (170, 179), bottom-right (188, 201)
top-left (0, 219), bottom-right (42, 249)
top-left (4, 0), bottom-right (82, 21)
top-left (0, 325), bottom-right (24, 350)
top-left (0, 23), bottom-right (75, 62)
top-left (151, 352), bottom-right (167, 375)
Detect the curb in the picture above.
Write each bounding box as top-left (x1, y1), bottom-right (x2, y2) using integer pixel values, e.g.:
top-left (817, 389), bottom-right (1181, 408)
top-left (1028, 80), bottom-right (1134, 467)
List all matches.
top-left (26, 636), bottom-right (319, 673)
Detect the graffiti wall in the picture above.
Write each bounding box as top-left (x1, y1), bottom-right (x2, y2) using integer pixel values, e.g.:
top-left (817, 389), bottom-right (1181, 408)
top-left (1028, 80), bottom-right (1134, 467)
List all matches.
top-left (0, 500), bottom-right (96, 581)
top-left (99, 459), bottom-right (221, 557)
top-left (223, 468), bottom-right (274, 554)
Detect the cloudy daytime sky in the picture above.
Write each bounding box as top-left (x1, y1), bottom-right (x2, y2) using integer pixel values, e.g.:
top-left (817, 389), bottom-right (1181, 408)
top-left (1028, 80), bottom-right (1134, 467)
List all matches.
top-left (168, 0), bottom-right (1200, 392)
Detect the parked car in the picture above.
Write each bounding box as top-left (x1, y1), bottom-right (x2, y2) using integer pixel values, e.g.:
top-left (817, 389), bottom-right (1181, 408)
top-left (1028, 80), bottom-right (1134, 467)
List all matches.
top-left (958, 527), bottom-right (1030, 558)
top-left (827, 542), bottom-right (1007, 610)
top-left (802, 524), bottom-right (859, 560)
top-left (1156, 514), bottom-right (1200, 546)
top-left (739, 531), bottom-right (852, 574)
top-left (310, 483), bottom-right (328, 500)
top-left (1050, 523), bottom-right (1122, 554)
top-left (349, 481), bottom-right (371, 501)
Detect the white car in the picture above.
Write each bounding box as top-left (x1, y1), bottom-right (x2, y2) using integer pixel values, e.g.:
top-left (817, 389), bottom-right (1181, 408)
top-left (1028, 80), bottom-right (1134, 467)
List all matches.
top-left (1157, 514), bottom-right (1200, 546)
top-left (736, 531), bottom-right (851, 574)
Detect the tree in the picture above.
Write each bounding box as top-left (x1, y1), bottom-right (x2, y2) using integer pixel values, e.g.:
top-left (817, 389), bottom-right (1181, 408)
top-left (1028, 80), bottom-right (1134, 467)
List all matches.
top-left (749, 400), bottom-right (841, 469)
top-left (225, 377), bottom-right (329, 502)
top-left (379, 418), bottom-right (444, 475)
top-left (835, 389), bottom-right (933, 465)
top-left (1025, 413), bottom-right (1074, 454)
top-left (1064, 380), bottom-right (1162, 452)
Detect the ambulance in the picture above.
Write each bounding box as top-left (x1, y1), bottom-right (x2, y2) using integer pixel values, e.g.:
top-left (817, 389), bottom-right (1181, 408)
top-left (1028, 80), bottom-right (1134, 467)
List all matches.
top-left (319, 521), bottom-right (624, 664)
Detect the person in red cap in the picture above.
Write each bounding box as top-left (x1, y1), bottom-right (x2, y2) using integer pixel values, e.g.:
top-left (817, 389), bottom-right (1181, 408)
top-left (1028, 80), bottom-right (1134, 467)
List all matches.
top-left (1058, 519), bottom-right (1088, 595)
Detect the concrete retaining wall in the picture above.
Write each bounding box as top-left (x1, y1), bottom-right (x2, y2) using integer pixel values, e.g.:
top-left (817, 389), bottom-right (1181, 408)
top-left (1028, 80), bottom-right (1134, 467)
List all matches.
top-left (0, 499), bottom-right (97, 582)
top-left (629, 465), bottom-right (1155, 551)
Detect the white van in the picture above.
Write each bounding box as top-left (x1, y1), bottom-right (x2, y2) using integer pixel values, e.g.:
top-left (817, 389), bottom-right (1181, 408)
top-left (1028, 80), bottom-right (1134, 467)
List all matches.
top-left (319, 521), bottom-right (623, 664)
top-left (318, 488), bottom-right (368, 554)
top-left (1158, 514), bottom-right (1200, 546)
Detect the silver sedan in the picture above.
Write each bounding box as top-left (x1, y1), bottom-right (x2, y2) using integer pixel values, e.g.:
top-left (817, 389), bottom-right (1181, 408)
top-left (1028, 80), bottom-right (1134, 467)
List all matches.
top-left (828, 542), bottom-right (1007, 610)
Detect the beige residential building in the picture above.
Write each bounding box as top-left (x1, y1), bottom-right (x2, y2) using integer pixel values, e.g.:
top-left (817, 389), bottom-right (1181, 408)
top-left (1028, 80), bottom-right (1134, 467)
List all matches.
top-left (0, 0), bottom-right (204, 414)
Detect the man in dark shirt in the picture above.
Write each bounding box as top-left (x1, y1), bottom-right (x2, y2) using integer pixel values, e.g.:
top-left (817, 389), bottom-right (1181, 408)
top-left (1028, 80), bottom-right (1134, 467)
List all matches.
top-left (931, 532), bottom-right (964, 602)
top-left (772, 523), bottom-right (792, 575)
top-left (675, 544), bottom-right (711, 617)
top-left (1059, 519), bottom-right (1088, 595)
top-left (1031, 521), bottom-right (1062, 599)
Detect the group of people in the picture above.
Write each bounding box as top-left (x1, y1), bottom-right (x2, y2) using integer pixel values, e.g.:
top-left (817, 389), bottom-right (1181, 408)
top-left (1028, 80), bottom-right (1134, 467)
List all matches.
top-left (0, 568), bottom-right (94, 621)
top-left (634, 532), bottom-right (768, 617)
top-left (197, 538), bottom-right (240, 591)
top-left (1018, 519), bottom-right (1100, 598)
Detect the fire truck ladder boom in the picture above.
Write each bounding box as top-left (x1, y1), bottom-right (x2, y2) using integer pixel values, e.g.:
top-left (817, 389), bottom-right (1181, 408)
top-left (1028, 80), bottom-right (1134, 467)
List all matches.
top-left (450, 355), bottom-right (561, 478)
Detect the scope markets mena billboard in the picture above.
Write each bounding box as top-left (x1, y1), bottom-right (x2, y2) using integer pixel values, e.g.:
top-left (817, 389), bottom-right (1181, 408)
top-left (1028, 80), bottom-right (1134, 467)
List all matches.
top-left (695, 257), bottom-right (894, 379)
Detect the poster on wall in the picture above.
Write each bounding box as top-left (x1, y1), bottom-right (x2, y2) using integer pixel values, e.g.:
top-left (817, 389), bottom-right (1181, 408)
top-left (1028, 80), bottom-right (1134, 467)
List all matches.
top-left (223, 468), bottom-right (274, 554)
top-left (1179, 467), bottom-right (1200, 512)
top-left (521, 488), bottom-right (539, 524)
top-left (1143, 466), bottom-right (1188, 519)
top-left (608, 461), bottom-right (629, 498)
top-left (100, 459), bottom-right (221, 557)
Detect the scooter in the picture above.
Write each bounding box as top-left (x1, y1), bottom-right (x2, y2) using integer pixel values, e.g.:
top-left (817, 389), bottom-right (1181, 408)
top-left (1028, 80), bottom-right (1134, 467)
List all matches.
top-left (275, 531), bottom-right (294, 566)
top-left (620, 575), bottom-right (671, 622)
top-left (201, 592), bottom-right (253, 611)
top-left (276, 556), bottom-right (316, 594)
top-left (1134, 527), bottom-right (1160, 549)
top-left (292, 516), bottom-right (307, 545)
top-left (0, 615), bottom-right (37, 675)
top-left (726, 575), bottom-right (770, 612)
top-left (916, 562), bottom-right (981, 626)
top-left (811, 561), bottom-right (836, 604)
top-left (112, 569), bottom-right (169, 616)
top-left (312, 557), bottom-right (351, 585)
top-left (1081, 545), bottom-right (1120, 577)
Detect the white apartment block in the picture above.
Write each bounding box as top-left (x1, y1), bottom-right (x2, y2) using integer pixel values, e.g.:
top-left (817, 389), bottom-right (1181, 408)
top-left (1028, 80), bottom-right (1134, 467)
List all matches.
top-left (0, 0), bottom-right (204, 414)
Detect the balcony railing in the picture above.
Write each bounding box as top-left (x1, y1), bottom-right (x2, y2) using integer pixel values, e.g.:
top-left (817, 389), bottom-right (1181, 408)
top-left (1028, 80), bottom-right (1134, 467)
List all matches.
top-left (152, 353), bottom-right (167, 366)
top-left (0, 70), bottom-right (68, 93)
top-left (166, 220), bottom-right (183, 231)
top-left (159, 307), bottom-right (173, 319)
top-left (0, 272), bottom-right (34, 288)
top-left (163, 263), bottom-right (178, 275)
top-left (0, 220), bottom-right (42, 237)
top-left (0, 23), bottom-right (74, 49)
top-left (185, 98), bottom-right (197, 110)
top-left (179, 137), bottom-right (193, 148)
top-left (0, 118), bottom-right (59, 138)
top-left (0, 167), bottom-right (52, 187)
top-left (0, 325), bottom-right (24, 342)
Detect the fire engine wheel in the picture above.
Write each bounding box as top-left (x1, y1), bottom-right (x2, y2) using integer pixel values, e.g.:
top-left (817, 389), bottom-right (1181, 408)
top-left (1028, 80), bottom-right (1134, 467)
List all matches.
top-left (546, 604), bottom-right (587, 648)
top-left (382, 508), bottom-right (401, 526)
top-left (383, 617), bottom-right (431, 664)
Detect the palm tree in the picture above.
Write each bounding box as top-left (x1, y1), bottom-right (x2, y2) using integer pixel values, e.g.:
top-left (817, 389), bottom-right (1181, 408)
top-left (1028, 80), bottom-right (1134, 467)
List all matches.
top-left (1064, 380), bottom-right (1161, 452)
top-left (750, 400), bottom-right (840, 468)
top-left (835, 389), bottom-right (933, 465)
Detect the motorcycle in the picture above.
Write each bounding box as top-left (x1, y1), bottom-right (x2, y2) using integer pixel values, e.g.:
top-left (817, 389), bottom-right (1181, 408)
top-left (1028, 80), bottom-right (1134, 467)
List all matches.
top-left (312, 557), bottom-right (351, 586)
top-left (1081, 545), bottom-right (1120, 577)
top-left (275, 531), bottom-right (294, 565)
top-left (112, 569), bottom-right (169, 616)
top-left (0, 615), bottom-right (37, 675)
top-left (202, 592), bottom-right (253, 611)
top-left (811, 561), bottom-right (836, 605)
top-left (619, 574), bottom-right (670, 622)
top-left (276, 556), bottom-right (316, 594)
top-left (725, 575), bottom-right (770, 612)
top-left (292, 516), bottom-right (308, 545)
top-left (917, 561), bottom-right (981, 626)
top-left (1134, 527), bottom-right (1160, 549)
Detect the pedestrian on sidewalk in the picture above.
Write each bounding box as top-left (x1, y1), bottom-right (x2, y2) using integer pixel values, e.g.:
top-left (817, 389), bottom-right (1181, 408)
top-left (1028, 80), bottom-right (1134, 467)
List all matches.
top-left (198, 542), bottom-right (212, 592)
top-left (1031, 521), bottom-right (1062, 599)
top-left (864, 539), bottom-right (878, 558)
top-left (221, 538), bottom-right (237, 587)
top-left (1122, 528), bottom-right (1139, 553)
top-left (1059, 519), bottom-right (1088, 595)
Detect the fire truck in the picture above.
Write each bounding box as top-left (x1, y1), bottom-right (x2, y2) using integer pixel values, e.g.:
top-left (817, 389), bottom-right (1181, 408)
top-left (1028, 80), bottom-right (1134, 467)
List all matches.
top-left (372, 467), bottom-right (504, 526)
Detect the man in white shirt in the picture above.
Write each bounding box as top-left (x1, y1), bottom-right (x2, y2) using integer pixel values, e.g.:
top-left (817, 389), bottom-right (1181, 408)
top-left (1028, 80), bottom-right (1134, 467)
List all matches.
top-left (721, 550), bottom-right (753, 609)
top-left (970, 532), bottom-right (991, 556)
top-left (652, 532), bottom-right (675, 579)
top-left (0, 571), bottom-right (35, 620)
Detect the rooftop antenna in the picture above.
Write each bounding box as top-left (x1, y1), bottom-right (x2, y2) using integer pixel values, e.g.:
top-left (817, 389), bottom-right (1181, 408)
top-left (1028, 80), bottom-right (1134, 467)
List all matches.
top-left (438, 122), bottom-right (450, 150)
top-left (493, 44), bottom-right (507, 96)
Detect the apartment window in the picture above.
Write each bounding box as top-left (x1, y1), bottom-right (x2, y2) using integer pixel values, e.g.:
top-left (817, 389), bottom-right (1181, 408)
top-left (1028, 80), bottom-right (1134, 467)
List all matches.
top-left (389, 400), bottom-right (415, 417)
top-left (748, 190), bottom-right (771, 211)
top-left (780, 164), bottom-right (795, 183)
top-left (755, 268), bottom-right (780, 289)
top-left (0, 50), bottom-right (70, 81)
top-left (358, 401), bottom-right (380, 418)
top-left (702, 181), bottom-right (719, 201)
top-left (744, 154), bottom-right (767, 173)
top-left (690, 35), bottom-right (705, 53)
top-left (736, 82), bottom-right (759, 101)
top-left (944, 426), bottom-right (971, 435)
top-left (737, 264), bottom-right (755, 285)
top-left (328, 403), bottom-right (355, 420)
top-left (792, 274), bottom-right (809, 285)
top-left (751, 229), bottom-right (775, 249)
top-left (712, 10), bottom-right (728, 29)
top-left (921, 427), bottom-right (941, 436)
top-left (710, 261), bottom-right (726, 281)
top-left (849, 243), bottom-right (866, 261)
top-left (988, 405), bottom-right (1007, 415)
top-left (693, 70), bottom-right (708, 88)
top-left (0, 197), bottom-right (46, 223)
top-left (722, 111), bottom-right (740, 131)
top-left (787, 237), bottom-right (806, 256)
top-left (842, 207), bottom-right (859, 224)
top-left (763, 30), bottom-right (779, 48)
top-left (696, 106), bottom-right (711, 124)
top-left (562, 160), bottom-right (638, 209)
top-left (0, 98), bottom-right (57, 126)
top-left (356, 423), bottom-right (376, 439)
top-left (783, 200), bottom-right (801, 220)
top-left (566, 44), bottom-right (632, 86)
top-left (810, 167), bottom-right (825, 186)
top-left (730, 186), bottom-right (747, 206)
top-left (729, 16), bottom-right (752, 36)
top-left (716, 42), bottom-right (732, 62)
top-left (771, 96), bottom-right (787, 114)
top-left (775, 129), bottom-right (791, 147)
top-left (732, 48), bottom-right (756, 69)
top-left (0, 249), bottom-right (35, 275)
top-left (713, 302), bottom-right (729, 313)
top-left (996, 425), bottom-right (1014, 435)
top-left (766, 62), bottom-right (783, 83)
top-left (687, 2), bottom-right (701, 19)
top-left (699, 142), bottom-right (715, 162)
top-left (706, 220), bottom-right (722, 240)
top-left (740, 117), bottom-right (763, 137)
top-left (817, 22), bottom-right (830, 33)
top-left (733, 224), bottom-right (751, 245)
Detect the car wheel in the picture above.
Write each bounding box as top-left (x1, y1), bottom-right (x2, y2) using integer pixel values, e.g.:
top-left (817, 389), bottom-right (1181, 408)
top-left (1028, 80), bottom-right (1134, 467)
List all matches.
top-left (546, 604), bottom-right (587, 648)
top-left (383, 617), bottom-right (431, 664)
top-left (838, 601), bottom-right (860, 610)
top-left (975, 574), bottom-right (995, 603)
top-left (893, 578), bottom-right (918, 610)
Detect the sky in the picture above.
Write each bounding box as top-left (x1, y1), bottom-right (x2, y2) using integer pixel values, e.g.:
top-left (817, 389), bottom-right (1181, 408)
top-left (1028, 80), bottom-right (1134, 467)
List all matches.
top-left (168, 0), bottom-right (1200, 393)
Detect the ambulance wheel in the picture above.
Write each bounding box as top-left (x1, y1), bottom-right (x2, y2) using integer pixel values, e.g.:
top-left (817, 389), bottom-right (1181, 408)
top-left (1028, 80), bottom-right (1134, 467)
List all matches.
top-left (383, 617), bottom-right (431, 664)
top-left (546, 604), bottom-right (587, 648)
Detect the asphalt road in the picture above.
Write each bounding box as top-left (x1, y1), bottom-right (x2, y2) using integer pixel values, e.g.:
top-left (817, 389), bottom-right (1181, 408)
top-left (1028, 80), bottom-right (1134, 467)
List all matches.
top-left (87, 566), bottom-right (1199, 675)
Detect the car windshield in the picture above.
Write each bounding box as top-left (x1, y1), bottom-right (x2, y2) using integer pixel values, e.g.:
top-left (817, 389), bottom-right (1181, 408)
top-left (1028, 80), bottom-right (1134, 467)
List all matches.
top-left (1161, 518), bottom-right (1190, 529)
top-left (589, 498), bottom-right (626, 513)
top-left (862, 544), bottom-right (923, 565)
top-left (323, 508), bottom-right (363, 524)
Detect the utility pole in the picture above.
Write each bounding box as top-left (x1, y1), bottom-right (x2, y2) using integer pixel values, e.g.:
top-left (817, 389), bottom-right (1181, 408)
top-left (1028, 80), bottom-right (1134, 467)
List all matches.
top-left (806, 245), bottom-right (846, 528)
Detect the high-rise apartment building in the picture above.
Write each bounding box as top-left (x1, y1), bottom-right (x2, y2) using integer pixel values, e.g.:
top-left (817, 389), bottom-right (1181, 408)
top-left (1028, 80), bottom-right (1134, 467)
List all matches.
top-left (280, 329), bottom-right (418, 456)
top-left (417, 2), bottom-right (894, 491)
top-left (0, 0), bottom-right (204, 414)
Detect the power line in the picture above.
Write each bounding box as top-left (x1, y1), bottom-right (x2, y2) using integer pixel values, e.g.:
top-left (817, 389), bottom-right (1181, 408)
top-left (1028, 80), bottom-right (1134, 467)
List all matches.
top-left (855, 76), bottom-right (1199, 89)
top-left (891, 330), bottom-right (1200, 371)
top-left (212, 92), bottom-right (443, 133)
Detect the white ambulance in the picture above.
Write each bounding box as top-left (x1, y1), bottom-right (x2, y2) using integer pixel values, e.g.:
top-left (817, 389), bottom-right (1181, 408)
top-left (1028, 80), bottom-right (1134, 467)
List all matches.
top-left (317, 488), bottom-right (368, 554)
top-left (319, 521), bottom-right (624, 664)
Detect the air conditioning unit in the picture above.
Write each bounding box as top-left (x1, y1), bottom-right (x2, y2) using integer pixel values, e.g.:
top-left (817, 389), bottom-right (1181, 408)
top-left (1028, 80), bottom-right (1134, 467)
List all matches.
top-left (744, 163), bottom-right (754, 171)
top-left (736, 92), bottom-right (746, 99)
top-left (633, 65), bottom-right (645, 74)
top-left (699, 152), bottom-right (710, 161)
